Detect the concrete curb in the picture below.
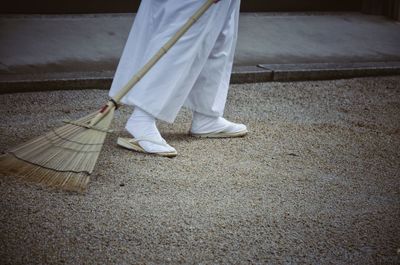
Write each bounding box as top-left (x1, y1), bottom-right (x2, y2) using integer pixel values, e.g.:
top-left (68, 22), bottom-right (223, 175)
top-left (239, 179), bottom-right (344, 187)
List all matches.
top-left (258, 61), bottom-right (400, 81)
top-left (0, 71), bottom-right (114, 94)
top-left (1, 62), bottom-right (400, 94)
top-left (231, 66), bottom-right (273, 84)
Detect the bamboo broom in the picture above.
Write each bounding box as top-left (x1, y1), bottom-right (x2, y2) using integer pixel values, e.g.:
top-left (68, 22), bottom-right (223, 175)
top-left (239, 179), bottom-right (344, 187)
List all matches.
top-left (0, 0), bottom-right (220, 192)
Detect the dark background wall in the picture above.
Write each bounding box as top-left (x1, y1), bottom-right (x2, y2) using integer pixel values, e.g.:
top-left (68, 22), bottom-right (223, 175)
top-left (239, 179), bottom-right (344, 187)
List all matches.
top-left (1, 0), bottom-right (399, 20)
top-left (1, 0), bottom-right (362, 14)
top-left (362, 0), bottom-right (400, 19)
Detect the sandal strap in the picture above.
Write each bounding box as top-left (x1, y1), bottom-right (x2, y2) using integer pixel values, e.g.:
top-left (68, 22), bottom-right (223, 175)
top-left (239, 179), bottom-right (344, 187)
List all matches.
top-left (127, 137), bottom-right (168, 147)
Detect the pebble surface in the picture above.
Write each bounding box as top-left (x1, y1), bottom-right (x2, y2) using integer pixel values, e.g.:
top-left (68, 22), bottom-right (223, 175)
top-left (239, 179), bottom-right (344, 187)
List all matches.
top-left (0, 76), bottom-right (399, 264)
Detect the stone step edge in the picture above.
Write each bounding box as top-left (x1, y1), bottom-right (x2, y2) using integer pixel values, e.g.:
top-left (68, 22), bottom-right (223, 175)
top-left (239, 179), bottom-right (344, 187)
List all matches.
top-left (1, 62), bottom-right (400, 94)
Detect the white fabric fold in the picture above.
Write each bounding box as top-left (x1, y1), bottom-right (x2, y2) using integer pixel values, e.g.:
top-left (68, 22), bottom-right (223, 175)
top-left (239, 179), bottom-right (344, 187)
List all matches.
top-left (109, 0), bottom-right (241, 123)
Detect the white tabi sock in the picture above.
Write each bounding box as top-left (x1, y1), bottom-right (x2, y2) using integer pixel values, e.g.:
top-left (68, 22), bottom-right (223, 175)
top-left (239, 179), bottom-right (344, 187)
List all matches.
top-left (190, 112), bottom-right (247, 134)
top-left (125, 108), bottom-right (176, 153)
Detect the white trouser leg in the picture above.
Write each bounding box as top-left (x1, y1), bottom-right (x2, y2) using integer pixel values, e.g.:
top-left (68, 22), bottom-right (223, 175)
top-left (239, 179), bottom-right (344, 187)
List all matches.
top-left (109, 0), bottom-right (240, 123)
top-left (184, 0), bottom-right (240, 117)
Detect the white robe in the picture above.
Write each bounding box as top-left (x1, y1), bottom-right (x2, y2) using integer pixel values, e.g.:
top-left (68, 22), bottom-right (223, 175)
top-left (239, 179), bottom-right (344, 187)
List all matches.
top-left (109, 0), bottom-right (240, 123)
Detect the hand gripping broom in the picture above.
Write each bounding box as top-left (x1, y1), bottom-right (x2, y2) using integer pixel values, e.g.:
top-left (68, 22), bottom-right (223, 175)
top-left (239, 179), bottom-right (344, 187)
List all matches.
top-left (0, 0), bottom-right (220, 192)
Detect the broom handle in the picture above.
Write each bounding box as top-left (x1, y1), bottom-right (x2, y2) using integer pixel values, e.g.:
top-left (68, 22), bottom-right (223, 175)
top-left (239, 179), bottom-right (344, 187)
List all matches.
top-left (113, 0), bottom-right (219, 103)
top-left (90, 0), bottom-right (219, 126)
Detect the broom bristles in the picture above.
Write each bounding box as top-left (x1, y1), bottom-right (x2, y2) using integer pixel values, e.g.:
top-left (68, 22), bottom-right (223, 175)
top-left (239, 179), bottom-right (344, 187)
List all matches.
top-left (0, 107), bottom-right (115, 192)
top-left (0, 154), bottom-right (90, 192)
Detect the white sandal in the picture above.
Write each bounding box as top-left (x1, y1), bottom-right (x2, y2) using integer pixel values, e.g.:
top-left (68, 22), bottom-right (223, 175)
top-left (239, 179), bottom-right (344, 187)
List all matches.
top-left (190, 116), bottom-right (248, 138)
top-left (117, 137), bottom-right (177, 157)
top-left (190, 128), bottom-right (248, 138)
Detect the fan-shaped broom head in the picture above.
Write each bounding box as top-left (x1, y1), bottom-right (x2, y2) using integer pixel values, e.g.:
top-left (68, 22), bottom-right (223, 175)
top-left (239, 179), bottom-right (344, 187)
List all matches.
top-left (0, 103), bottom-right (115, 192)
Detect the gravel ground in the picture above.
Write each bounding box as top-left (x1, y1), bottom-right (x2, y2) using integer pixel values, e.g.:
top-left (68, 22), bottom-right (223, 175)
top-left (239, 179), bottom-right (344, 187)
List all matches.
top-left (0, 76), bottom-right (399, 264)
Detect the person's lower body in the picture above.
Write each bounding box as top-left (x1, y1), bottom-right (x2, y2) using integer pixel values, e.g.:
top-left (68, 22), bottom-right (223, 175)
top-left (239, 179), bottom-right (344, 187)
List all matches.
top-left (109, 0), bottom-right (246, 156)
